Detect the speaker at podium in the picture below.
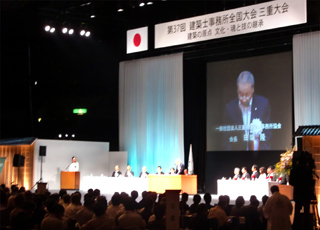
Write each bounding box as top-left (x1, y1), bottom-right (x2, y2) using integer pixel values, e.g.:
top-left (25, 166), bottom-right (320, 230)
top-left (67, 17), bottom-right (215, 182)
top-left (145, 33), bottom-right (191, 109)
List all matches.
top-left (61, 171), bottom-right (80, 190)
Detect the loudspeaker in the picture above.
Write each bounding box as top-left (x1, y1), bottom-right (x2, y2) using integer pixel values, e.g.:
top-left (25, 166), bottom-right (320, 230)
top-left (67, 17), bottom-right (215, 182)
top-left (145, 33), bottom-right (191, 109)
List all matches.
top-left (297, 137), bottom-right (303, 152)
top-left (13, 154), bottom-right (25, 167)
top-left (39, 146), bottom-right (46, 156)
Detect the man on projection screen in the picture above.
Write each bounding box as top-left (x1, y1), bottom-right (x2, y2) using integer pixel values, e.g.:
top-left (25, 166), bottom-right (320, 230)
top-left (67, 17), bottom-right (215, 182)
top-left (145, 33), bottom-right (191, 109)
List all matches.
top-left (223, 71), bottom-right (271, 151)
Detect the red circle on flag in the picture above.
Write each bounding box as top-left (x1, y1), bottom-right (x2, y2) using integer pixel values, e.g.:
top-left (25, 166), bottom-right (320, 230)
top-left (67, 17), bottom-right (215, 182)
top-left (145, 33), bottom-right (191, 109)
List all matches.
top-left (133, 33), bottom-right (141, 47)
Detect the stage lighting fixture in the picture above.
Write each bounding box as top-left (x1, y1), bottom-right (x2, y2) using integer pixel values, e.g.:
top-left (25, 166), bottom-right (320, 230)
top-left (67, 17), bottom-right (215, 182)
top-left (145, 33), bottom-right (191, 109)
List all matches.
top-left (62, 27), bottom-right (68, 34)
top-left (72, 134), bottom-right (75, 138)
top-left (85, 31), bottom-right (91, 37)
top-left (118, 8), bottom-right (124, 12)
top-left (34, 81), bottom-right (37, 85)
top-left (139, 2), bottom-right (145, 7)
top-left (68, 29), bottom-right (74, 35)
top-left (44, 25), bottom-right (50, 32)
top-left (90, 15), bottom-right (96, 18)
top-left (38, 118), bottom-right (42, 122)
top-left (147, 2), bottom-right (153, 5)
top-left (65, 134), bottom-right (68, 137)
top-left (58, 134), bottom-right (62, 138)
top-left (80, 30), bottom-right (86, 36)
top-left (49, 27), bottom-right (55, 33)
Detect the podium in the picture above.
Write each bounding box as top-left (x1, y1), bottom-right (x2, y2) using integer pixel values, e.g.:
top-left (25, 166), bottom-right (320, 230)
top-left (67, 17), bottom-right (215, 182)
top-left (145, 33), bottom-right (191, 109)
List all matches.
top-left (148, 175), bottom-right (197, 194)
top-left (61, 171), bottom-right (80, 190)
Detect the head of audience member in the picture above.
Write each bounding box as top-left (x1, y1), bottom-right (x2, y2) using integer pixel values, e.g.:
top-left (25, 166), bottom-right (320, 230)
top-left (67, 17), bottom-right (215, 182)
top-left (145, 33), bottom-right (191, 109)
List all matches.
top-left (62, 194), bottom-right (71, 205)
top-left (153, 203), bottom-right (166, 220)
top-left (157, 166), bottom-right (162, 173)
top-left (242, 167), bottom-right (247, 174)
top-left (131, 190), bottom-right (138, 201)
top-left (217, 195), bottom-right (228, 208)
top-left (87, 188), bottom-right (93, 194)
top-left (18, 186), bottom-right (26, 193)
top-left (96, 195), bottom-right (108, 210)
top-left (224, 195), bottom-right (230, 205)
top-left (111, 194), bottom-right (121, 206)
top-left (235, 196), bottom-right (245, 208)
top-left (234, 167), bottom-right (240, 175)
top-left (184, 169), bottom-right (188, 175)
top-left (72, 156), bottom-right (76, 163)
top-left (71, 193), bottom-right (81, 206)
top-left (196, 203), bottom-right (209, 218)
top-left (237, 71), bottom-right (255, 107)
top-left (127, 165), bottom-right (132, 171)
top-left (123, 197), bottom-right (136, 211)
top-left (181, 192), bottom-right (189, 203)
top-left (252, 164), bottom-right (258, 172)
top-left (261, 195), bottom-right (269, 206)
top-left (193, 194), bottom-right (201, 205)
top-left (249, 195), bottom-right (260, 208)
top-left (115, 165), bottom-right (120, 171)
top-left (83, 197), bottom-right (94, 210)
top-left (14, 193), bottom-right (26, 209)
top-left (93, 203), bottom-right (107, 217)
top-left (84, 193), bottom-right (93, 201)
top-left (204, 193), bottom-right (212, 205)
top-left (141, 191), bottom-right (148, 200)
top-left (259, 167), bottom-right (266, 175)
top-left (270, 185), bottom-right (279, 194)
top-left (93, 189), bottom-right (101, 198)
top-left (59, 189), bottom-right (67, 199)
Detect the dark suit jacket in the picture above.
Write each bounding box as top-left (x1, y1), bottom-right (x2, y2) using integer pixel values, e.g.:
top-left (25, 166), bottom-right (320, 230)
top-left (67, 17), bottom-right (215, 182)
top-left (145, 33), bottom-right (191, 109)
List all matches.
top-left (223, 95), bottom-right (271, 150)
top-left (251, 171), bottom-right (259, 179)
top-left (124, 171), bottom-right (134, 177)
top-left (111, 170), bottom-right (122, 177)
top-left (175, 163), bottom-right (185, 174)
top-left (241, 172), bottom-right (250, 180)
top-left (155, 172), bottom-right (164, 175)
top-left (233, 173), bottom-right (241, 180)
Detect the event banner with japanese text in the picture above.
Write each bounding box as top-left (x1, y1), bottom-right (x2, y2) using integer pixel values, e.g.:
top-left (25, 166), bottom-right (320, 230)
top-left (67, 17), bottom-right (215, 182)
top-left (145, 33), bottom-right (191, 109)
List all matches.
top-left (155, 0), bottom-right (306, 49)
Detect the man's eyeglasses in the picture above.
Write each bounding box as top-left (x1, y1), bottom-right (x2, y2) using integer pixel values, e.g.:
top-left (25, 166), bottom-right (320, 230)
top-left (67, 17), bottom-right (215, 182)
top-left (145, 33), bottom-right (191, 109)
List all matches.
top-left (238, 95), bottom-right (251, 100)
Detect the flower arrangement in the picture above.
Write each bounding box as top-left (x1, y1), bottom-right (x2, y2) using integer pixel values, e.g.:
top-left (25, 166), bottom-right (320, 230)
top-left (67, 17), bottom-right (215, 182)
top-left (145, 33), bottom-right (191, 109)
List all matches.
top-left (275, 146), bottom-right (295, 177)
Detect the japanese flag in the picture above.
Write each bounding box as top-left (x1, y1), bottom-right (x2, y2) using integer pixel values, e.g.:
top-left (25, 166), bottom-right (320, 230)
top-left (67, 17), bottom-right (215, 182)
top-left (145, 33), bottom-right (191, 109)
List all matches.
top-left (127, 26), bottom-right (148, 54)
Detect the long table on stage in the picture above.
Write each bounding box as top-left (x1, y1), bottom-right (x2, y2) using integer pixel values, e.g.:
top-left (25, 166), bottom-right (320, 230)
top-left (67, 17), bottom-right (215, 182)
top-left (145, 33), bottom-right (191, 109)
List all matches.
top-left (148, 175), bottom-right (197, 194)
top-left (81, 175), bottom-right (197, 195)
top-left (217, 179), bottom-right (293, 200)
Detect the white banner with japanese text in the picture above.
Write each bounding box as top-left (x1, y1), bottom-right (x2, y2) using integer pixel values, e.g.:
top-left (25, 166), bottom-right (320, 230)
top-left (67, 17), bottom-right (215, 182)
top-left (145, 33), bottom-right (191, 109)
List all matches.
top-left (155, 0), bottom-right (306, 49)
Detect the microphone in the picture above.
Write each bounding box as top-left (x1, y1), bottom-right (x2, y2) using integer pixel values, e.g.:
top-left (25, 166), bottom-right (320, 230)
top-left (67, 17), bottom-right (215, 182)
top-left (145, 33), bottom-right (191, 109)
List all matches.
top-left (65, 163), bottom-right (71, 171)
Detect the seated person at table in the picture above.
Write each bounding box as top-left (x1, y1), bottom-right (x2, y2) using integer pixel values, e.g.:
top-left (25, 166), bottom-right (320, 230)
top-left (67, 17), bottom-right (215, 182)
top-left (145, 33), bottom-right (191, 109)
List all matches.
top-left (139, 166), bottom-right (149, 178)
top-left (241, 167), bottom-right (250, 180)
top-left (233, 167), bottom-right (241, 180)
top-left (124, 165), bottom-right (134, 177)
top-left (251, 164), bottom-right (259, 180)
top-left (266, 165), bottom-right (276, 181)
top-left (184, 169), bottom-right (189, 175)
top-left (175, 159), bottom-right (185, 174)
top-left (259, 166), bottom-right (267, 179)
top-left (156, 166), bottom-right (164, 175)
top-left (111, 165), bottom-right (122, 177)
top-left (168, 167), bottom-right (175, 175)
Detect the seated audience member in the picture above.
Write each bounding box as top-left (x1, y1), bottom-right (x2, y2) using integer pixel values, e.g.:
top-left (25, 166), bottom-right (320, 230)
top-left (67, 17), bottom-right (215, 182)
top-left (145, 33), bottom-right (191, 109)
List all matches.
top-left (169, 167), bottom-right (175, 175)
top-left (9, 193), bottom-right (26, 222)
top-left (259, 167), bottom-right (267, 179)
top-left (233, 167), bottom-right (241, 180)
top-left (208, 195), bottom-right (230, 228)
top-left (230, 196), bottom-right (245, 216)
top-left (241, 167), bottom-right (250, 180)
top-left (147, 203), bottom-right (166, 230)
top-left (75, 197), bottom-right (95, 226)
top-left (41, 203), bottom-right (66, 230)
top-left (107, 194), bottom-right (123, 219)
top-left (156, 166), bottom-right (165, 175)
top-left (266, 165), bottom-right (276, 181)
top-left (93, 189), bottom-right (101, 200)
top-left (125, 165), bottom-right (134, 177)
top-left (189, 194), bottom-right (201, 215)
top-left (58, 189), bottom-right (67, 204)
top-left (258, 195), bottom-right (269, 230)
top-left (81, 203), bottom-right (116, 230)
top-left (117, 197), bottom-right (146, 230)
top-left (180, 192), bottom-right (190, 215)
top-left (137, 191), bottom-right (148, 210)
top-left (131, 190), bottom-right (139, 210)
top-left (204, 193), bottom-right (214, 210)
top-left (251, 164), bottom-right (260, 180)
top-left (61, 194), bottom-right (71, 210)
top-left (188, 203), bottom-right (211, 230)
top-left (111, 165), bottom-right (122, 177)
top-left (139, 197), bottom-right (154, 224)
top-left (223, 195), bottom-right (232, 216)
top-left (139, 166), bottom-right (149, 178)
top-left (64, 193), bottom-right (82, 220)
top-left (243, 195), bottom-right (261, 230)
